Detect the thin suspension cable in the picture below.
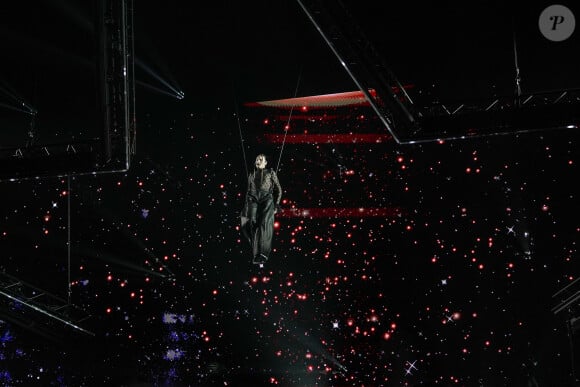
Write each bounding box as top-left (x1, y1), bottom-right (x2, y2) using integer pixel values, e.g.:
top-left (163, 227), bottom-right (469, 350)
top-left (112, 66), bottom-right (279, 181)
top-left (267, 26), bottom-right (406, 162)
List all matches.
top-left (233, 88), bottom-right (249, 179)
top-left (67, 175), bottom-right (71, 305)
top-left (130, 0), bottom-right (137, 156)
top-left (512, 17), bottom-right (522, 106)
top-left (276, 66), bottom-right (303, 173)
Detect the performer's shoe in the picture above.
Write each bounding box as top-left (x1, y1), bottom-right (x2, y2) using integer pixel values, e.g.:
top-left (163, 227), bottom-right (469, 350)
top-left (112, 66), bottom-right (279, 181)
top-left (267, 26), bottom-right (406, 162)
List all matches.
top-left (253, 254), bottom-right (269, 264)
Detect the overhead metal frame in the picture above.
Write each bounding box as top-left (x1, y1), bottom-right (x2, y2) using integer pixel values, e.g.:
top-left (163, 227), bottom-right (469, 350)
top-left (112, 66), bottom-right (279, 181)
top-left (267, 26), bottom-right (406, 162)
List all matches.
top-left (295, 0), bottom-right (420, 144)
top-left (0, 0), bottom-right (136, 182)
top-left (415, 88), bottom-right (580, 143)
top-left (0, 271), bottom-right (94, 339)
top-left (552, 277), bottom-right (580, 385)
top-left (96, 0), bottom-right (136, 171)
top-left (296, 0), bottom-right (580, 144)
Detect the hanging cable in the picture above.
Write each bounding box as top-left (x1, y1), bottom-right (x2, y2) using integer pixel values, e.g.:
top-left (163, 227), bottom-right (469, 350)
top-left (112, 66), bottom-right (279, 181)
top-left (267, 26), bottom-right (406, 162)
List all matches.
top-left (512, 16), bottom-right (522, 107)
top-left (275, 66), bottom-right (303, 173)
top-left (233, 87), bottom-right (249, 179)
top-left (67, 175), bottom-right (71, 305)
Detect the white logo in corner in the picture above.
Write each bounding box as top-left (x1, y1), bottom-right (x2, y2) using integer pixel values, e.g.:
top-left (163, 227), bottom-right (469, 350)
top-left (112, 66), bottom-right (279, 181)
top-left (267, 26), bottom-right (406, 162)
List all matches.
top-left (539, 4), bottom-right (575, 41)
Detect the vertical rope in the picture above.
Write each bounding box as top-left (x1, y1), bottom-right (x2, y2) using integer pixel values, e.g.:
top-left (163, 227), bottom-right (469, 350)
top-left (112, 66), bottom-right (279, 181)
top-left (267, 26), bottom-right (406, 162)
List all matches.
top-left (512, 16), bottom-right (522, 106)
top-left (233, 90), bottom-right (249, 179)
top-left (130, 0), bottom-right (137, 156)
top-left (67, 175), bottom-right (71, 305)
top-left (275, 66), bottom-right (303, 173)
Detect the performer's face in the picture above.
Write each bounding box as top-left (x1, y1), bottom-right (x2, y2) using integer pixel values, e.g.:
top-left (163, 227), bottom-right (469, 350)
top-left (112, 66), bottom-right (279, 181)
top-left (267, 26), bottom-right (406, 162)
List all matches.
top-left (255, 155), bottom-right (267, 169)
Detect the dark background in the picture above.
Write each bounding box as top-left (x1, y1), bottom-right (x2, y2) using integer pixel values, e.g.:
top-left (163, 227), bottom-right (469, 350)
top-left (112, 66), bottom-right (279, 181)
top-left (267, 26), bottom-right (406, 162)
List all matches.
top-left (0, 1), bottom-right (578, 386)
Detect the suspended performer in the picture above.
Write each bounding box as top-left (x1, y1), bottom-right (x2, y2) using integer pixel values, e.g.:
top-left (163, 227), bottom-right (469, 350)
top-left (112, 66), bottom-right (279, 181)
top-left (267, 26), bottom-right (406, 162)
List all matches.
top-left (240, 154), bottom-right (282, 264)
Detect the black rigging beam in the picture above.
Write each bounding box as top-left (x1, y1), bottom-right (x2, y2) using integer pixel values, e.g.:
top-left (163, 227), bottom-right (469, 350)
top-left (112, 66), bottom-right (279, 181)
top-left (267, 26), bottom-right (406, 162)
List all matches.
top-left (0, 0), bottom-right (135, 182)
top-left (96, 0), bottom-right (136, 171)
top-left (295, 0), bottom-right (419, 144)
top-left (297, 0), bottom-right (580, 144)
top-left (0, 272), bottom-right (94, 341)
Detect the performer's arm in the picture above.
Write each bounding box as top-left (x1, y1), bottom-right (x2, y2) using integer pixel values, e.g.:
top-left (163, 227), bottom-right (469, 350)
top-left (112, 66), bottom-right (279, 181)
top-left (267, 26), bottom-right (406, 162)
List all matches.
top-left (247, 172), bottom-right (254, 194)
top-left (271, 171), bottom-right (282, 205)
top-left (244, 173), bottom-right (254, 206)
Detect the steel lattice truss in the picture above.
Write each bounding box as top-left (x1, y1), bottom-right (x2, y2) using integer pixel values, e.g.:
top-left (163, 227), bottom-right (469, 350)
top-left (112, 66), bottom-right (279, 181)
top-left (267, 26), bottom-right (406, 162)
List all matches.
top-left (0, 271), bottom-right (93, 339)
top-left (297, 0), bottom-right (580, 144)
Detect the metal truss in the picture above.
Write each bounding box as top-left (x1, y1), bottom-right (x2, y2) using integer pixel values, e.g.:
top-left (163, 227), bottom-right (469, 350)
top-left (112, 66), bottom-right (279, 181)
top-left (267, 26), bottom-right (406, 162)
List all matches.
top-left (412, 88), bottom-right (580, 143)
top-left (297, 0), bottom-right (579, 144)
top-left (0, 140), bottom-right (99, 182)
top-left (295, 0), bottom-right (420, 144)
top-left (0, 271), bottom-right (93, 339)
top-left (552, 277), bottom-right (580, 384)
